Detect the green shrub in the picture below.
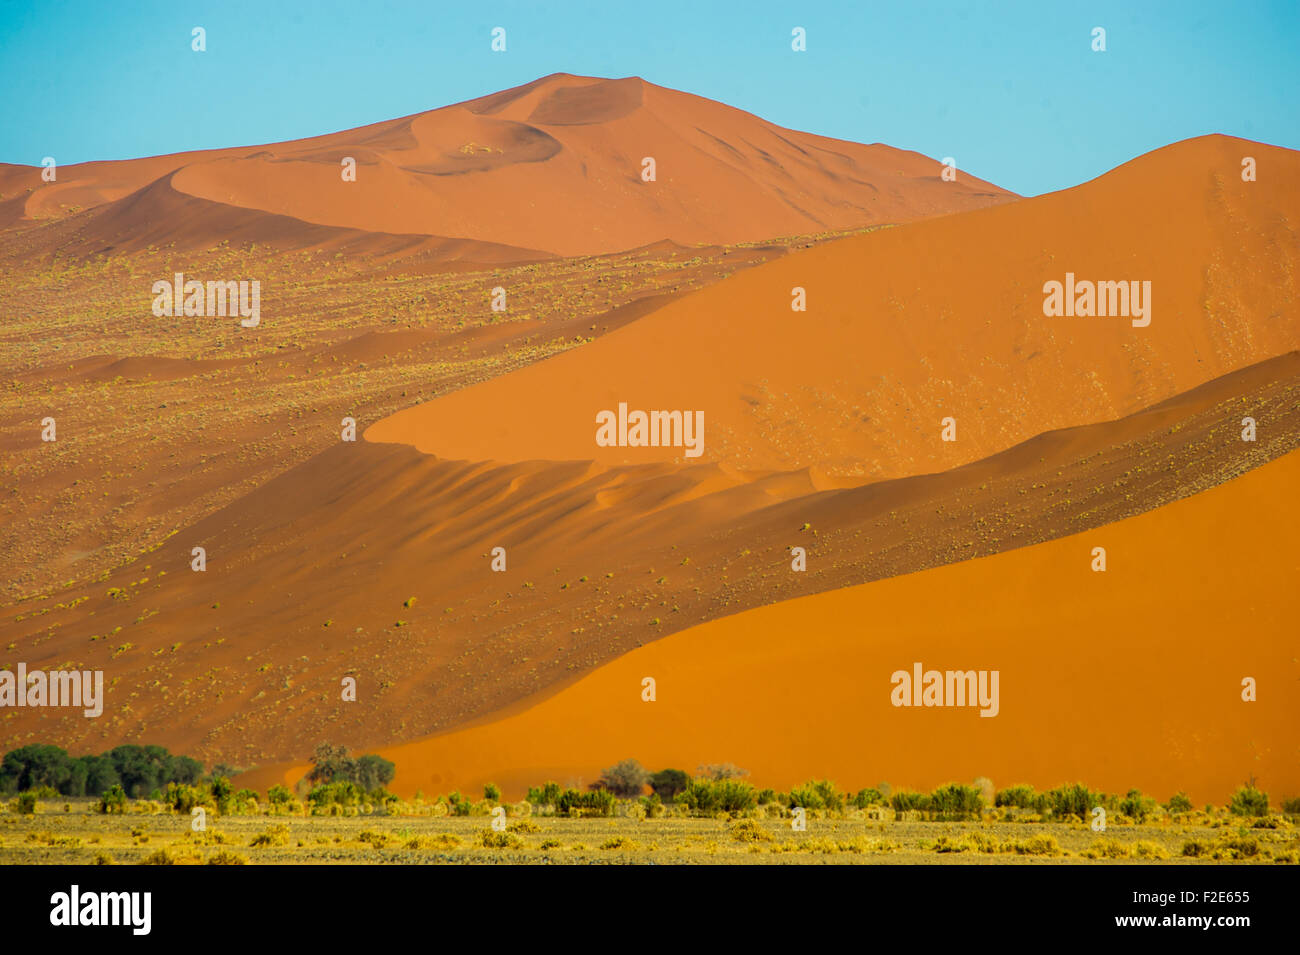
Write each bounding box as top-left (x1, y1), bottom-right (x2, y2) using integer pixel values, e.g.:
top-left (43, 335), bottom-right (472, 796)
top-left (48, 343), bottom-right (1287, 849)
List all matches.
top-left (639, 792), bottom-right (664, 818)
top-left (1119, 788), bottom-right (1157, 822)
top-left (929, 783), bottom-right (985, 820)
top-left (557, 788), bottom-right (616, 817)
top-left (268, 784), bottom-right (294, 806)
top-left (851, 788), bottom-right (885, 808)
top-left (209, 776), bottom-right (233, 814)
top-left (1165, 791), bottom-right (1194, 814)
top-left (307, 781), bottom-right (362, 811)
top-left (890, 790), bottom-right (931, 814)
top-left (1046, 782), bottom-right (1098, 820)
top-left (1281, 796), bottom-right (1300, 816)
top-left (788, 780), bottom-right (843, 812)
top-left (97, 783), bottom-right (127, 814)
top-left (648, 768), bottom-right (690, 801)
top-left (15, 791), bottom-right (38, 814)
top-left (164, 782), bottom-right (210, 814)
top-left (446, 790), bottom-right (473, 816)
top-left (994, 784), bottom-right (1045, 811)
top-left (526, 781), bottom-right (562, 806)
top-left (483, 782), bottom-right (501, 803)
top-left (1228, 784), bottom-right (1269, 817)
top-left (676, 778), bottom-right (757, 814)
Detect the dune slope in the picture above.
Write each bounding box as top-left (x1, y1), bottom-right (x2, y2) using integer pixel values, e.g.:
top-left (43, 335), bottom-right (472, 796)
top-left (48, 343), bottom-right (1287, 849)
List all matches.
top-left (368, 135), bottom-right (1300, 481)
top-left (359, 447), bottom-right (1300, 804)
top-left (1, 74), bottom-right (1015, 257)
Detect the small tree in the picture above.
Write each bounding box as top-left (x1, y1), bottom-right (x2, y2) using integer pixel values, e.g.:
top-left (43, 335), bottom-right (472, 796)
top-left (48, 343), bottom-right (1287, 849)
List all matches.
top-left (483, 782), bottom-right (502, 803)
top-left (210, 776), bottom-right (233, 814)
top-left (1165, 791), bottom-right (1194, 814)
top-left (648, 769), bottom-right (689, 801)
top-left (307, 743), bottom-right (356, 786)
top-left (355, 754), bottom-right (395, 792)
top-left (598, 759), bottom-right (650, 798)
top-left (1228, 782), bottom-right (1269, 817)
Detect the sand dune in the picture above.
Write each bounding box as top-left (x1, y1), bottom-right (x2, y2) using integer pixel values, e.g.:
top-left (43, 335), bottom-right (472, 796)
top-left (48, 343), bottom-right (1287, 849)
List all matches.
top-left (7, 351), bottom-right (1297, 766)
top-left (0, 74), bottom-right (1013, 257)
top-left (368, 135), bottom-right (1300, 481)
top-left (343, 446), bottom-right (1300, 805)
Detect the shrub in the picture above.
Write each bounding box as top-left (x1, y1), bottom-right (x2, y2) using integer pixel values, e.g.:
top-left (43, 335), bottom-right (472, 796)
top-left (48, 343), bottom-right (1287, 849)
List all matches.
top-left (97, 783), bottom-right (127, 814)
top-left (249, 824), bottom-right (291, 848)
top-left (479, 829), bottom-right (524, 849)
top-left (209, 776), bottom-right (233, 814)
top-left (1132, 840), bottom-right (1169, 859)
top-left (890, 790), bottom-right (931, 814)
top-left (1011, 834), bottom-right (1063, 856)
top-left (598, 759), bottom-right (650, 798)
top-left (206, 850), bottom-right (248, 865)
top-left (307, 781), bottom-right (362, 811)
top-left (446, 790), bottom-right (473, 816)
top-left (851, 788), bottom-right (885, 808)
top-left (639, 792), bottom-right (665, 818)
top-left (15, 791), bottom-right (37, 815)
top-left (1229, 784), bottom-right (1269, 817)
top-left (164, 782), bottom-right (213, 814)
top-left (1119, 788), bottom-right (1157, 822)
top-left (648, 768), bottom-right (690, 801)
top-left (994, 784), bottom-right (1044, 811)
top-left (1085, 838), bottom-right (1131, 859)
top-left (139, 849), bottom-right (174, 865)
top-left (729, 818), bottom-right (773, 843)
top-left (483, 782), bottom-right (501, 803)
top-left (676, 778), bottom-right (757, 814)
top-left (526, 781), bottom-right (562, 806)
top-left (789, 780), bottom-right (844, 812)
top-left (557, 788), bottom-right (616, 817)
top-left (1165, 791), bottom-right (1194, 814)
top-left (1281, 796), bottom-right (1300, 816)
top-left (355, 755), bottom-right (396, 791)
top-left (1046, 783), bottom-right (1097, 820)
top-left (268, 784), bottom-right (294, 806)
top-left (928, 783), bottom-right (984, 820)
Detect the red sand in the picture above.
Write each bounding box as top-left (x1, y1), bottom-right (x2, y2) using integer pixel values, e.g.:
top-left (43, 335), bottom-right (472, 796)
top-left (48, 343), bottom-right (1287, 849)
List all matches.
top-left (2, 74), bottom-right (1014, 256)
top-left (368, 135), bottom-right (1300, 482)
top-left (344, 448), bottom-right (1299, 805)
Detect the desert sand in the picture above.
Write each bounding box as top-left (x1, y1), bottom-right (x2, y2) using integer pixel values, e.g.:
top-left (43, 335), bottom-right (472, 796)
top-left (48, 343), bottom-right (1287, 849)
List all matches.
top-left (329, 447), bottom-right (1298, 804)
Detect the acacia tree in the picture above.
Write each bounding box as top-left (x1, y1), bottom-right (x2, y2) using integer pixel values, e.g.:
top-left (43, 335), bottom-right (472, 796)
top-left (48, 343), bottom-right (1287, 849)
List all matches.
top-left (598, 758), bottom-right (650, 798)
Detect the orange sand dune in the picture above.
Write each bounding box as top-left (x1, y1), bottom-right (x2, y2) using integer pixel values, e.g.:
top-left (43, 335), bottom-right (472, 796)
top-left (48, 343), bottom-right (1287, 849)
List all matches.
top-left (357, 448), bottom-right (1300, 805)
top-left (1, 74), bottom-right (1013, 256)
top-left (368, 135), bottom-right (1300, 482)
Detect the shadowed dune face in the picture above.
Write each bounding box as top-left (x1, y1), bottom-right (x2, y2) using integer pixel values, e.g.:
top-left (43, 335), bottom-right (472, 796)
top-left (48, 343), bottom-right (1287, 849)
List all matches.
top-left (367, 135), bottom-right (1300, 479)
top-left (1, 73), bottom-right (1015, 257)
top-left (349, 448), bottom-right (1300, 805)
top-left (5, 351), bottom-right (1297, 766)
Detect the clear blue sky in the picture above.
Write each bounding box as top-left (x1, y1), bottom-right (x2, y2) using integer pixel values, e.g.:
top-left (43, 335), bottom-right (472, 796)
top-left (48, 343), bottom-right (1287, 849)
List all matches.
top-left (1, 0), bottom-right (1296, 196)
